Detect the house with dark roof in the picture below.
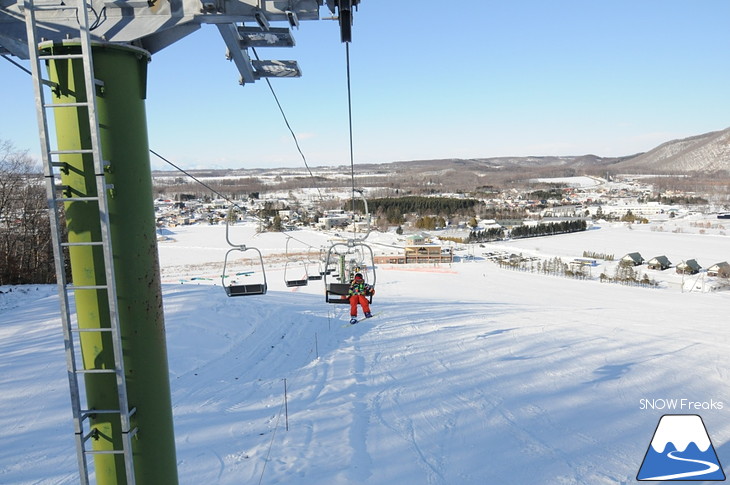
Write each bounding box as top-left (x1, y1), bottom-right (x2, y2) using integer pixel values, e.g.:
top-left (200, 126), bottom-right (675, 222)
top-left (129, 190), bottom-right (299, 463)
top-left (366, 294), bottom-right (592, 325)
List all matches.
top-left (676, 259), bottom-right (701, 275)
top-left (707, 262), bottom-right (730, 278)
top-left (647, 255), bottom-right (672, 271)
top-left (620, 252), bottom-right (644, 267)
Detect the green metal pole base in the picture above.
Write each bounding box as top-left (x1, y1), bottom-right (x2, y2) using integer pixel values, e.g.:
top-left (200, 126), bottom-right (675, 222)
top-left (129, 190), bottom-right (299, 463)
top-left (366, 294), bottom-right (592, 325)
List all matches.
top-left (44, 40), bottom-right (178, 485)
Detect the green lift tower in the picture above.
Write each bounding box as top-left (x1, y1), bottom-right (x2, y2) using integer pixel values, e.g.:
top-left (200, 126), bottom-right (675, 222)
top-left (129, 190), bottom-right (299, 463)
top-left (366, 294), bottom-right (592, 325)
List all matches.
top-left (0, 1), bottom-right (361, 484)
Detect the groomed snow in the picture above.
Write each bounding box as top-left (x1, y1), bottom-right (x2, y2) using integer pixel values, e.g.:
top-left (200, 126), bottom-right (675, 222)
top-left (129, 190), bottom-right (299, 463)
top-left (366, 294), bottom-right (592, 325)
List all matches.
top-left (2, 218), bottom-right (729, 484)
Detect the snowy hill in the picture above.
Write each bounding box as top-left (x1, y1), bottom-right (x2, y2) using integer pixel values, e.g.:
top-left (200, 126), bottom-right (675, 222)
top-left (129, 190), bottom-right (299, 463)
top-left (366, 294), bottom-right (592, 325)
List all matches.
top-left (369, 129), bottom-right (730, 175)
top-left (608, 128), bottom-right (730, 174)
top-left (2, 219), bottom-right (730, 484)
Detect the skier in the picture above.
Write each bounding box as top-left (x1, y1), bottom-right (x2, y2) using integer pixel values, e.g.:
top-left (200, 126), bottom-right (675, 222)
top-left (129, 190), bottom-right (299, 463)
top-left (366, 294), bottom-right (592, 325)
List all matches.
top-left (348, 273), bottom-right (374, 324)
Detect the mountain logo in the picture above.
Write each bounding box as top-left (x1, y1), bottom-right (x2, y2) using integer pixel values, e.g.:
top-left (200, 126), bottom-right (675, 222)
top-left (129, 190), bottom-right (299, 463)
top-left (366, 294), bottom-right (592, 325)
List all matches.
top-left (637, 414), bottom-right (726, 481)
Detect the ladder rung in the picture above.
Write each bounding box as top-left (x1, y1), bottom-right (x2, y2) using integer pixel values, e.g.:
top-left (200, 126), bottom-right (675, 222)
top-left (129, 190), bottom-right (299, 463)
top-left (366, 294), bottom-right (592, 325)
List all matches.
top-left (85, 449), bottom-right (125, 455)
top-left (80, 408), bottom-right (124, 416)
top-left (50, 149), bottom-right (93, 155)
top-left (76, 368), bottom-right (118, 375)
top-left (39, 53), bottom-right (84, 61)
top-left (81, 408), bottom-right (136, 416)
top-left (26, 4), bottom-right (77, 11)
top-left (44, 101), bottom-right (92, 109)
top-left (72, 327), bottom-right (113, 333)
top-left (66, 284), bottom-right (108, 291)
top-left (61, 241), bottom-right (104, 247)
top-left (54, 197), bottom-right (100, 203)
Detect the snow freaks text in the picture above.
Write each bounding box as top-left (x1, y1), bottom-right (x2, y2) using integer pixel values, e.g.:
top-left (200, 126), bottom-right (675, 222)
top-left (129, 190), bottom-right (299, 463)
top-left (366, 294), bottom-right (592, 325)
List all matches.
top-left (639, 399), bottom-right (724, 411)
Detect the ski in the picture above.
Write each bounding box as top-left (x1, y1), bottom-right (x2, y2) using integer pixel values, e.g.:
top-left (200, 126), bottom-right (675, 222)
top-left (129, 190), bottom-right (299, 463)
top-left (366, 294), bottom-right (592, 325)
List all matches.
top-left (342, 313), bottom-right (378, 326)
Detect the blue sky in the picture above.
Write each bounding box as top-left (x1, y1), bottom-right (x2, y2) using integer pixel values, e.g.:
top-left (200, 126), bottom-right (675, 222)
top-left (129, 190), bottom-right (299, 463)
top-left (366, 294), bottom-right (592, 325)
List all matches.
top-left (2, 0), bottom-right (730, 170)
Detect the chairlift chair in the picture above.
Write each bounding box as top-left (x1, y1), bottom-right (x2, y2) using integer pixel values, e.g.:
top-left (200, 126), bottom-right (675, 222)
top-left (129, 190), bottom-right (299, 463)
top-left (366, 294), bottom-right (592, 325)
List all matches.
top-left (284, 260), bottom-right (309, 287)
top-left (307, 249), bottom-right (324, 281)
top-left (284, 236), bottom-right (309, 287)
top-left (321, 190), bottom-right (375, 303)
top-left (323, 239), bottom-right (375, 304)
top-left (221, 207), bottom-right (267, 296)
top-left (222, 249), bottom-right (268, 296)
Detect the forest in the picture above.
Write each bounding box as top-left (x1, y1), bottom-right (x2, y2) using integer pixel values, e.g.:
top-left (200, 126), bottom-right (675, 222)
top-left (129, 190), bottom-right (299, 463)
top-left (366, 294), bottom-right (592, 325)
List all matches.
top-left (509, 219), bottom-right (587, 239)
top-left (0, 140), bottom-right (58, 284)
top-left (353, 196), bottom-right (483, 224)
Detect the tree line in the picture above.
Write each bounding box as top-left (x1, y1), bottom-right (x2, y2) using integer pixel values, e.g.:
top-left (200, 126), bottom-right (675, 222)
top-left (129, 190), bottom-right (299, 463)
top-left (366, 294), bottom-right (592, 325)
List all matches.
top-left (352, 196), bottom-right (482, 224)
top-left (0, 140), bottom-right (59, 285)
top-left (600, 265), bottom-right (658, 288)
top-left (510, 219), bottom-right (587, 239)
top-left (467, 227), bottom-right (505, 243)
top-left (497, 255), bottom-right (591, 280)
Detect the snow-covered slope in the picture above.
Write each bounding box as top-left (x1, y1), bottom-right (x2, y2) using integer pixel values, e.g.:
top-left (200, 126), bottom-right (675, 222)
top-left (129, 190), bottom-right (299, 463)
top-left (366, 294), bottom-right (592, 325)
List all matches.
top-left (613, 128), bottom-right (730, 173)
top-left (2, 222), bottom-right (729, 484)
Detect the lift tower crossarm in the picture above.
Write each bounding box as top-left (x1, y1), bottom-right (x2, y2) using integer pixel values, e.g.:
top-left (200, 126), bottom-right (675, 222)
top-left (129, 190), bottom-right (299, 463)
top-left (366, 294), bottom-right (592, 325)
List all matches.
top-left (1, 0), bottom-right (361, 84)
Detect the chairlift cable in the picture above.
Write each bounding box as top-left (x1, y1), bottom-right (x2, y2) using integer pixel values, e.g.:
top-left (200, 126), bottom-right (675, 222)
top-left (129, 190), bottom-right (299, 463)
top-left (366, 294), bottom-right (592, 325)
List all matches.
top-left (149, 150), bottom-right (269, 233)
top-left (1, 54), bottom-right (32, 76)
top-left (345, 42), bottom-right (357, 225)
top-left (149, 149), bottom-right (246, 211)
top-left (368, 240), bottom-right (404, 250)
top-left (251, 47), bottom-right (324, 203)
top-left (3, 59), bottom-right (247, 210)
top-left (8, 47), bottom-right (313, 222)
top-left (150, 151), bottom-right (313, 247)
top-left (281, 232), bottom-right (318, 251)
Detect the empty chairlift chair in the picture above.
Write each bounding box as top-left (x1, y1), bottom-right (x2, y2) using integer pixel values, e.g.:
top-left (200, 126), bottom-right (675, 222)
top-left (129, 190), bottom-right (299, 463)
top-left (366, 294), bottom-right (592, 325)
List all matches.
top-left (284, 236), bottom-right (309, 287)
top-left (284, 260), bottom-right (309, 287)
top-left (222, 250), bottom-right (267, 296)
top-left (307, 248), bottom-right (325, 281)
top-left (221, 208), bottom-right (267, 296)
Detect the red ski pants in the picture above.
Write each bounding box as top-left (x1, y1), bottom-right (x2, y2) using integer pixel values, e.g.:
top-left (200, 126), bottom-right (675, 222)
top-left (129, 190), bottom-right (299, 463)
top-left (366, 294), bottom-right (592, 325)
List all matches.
top-left (349, 295), bottom-right (371, 317)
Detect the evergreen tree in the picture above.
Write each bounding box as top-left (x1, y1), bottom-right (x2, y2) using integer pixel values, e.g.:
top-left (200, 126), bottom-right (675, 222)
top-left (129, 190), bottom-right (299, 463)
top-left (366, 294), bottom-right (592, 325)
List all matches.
top-left (270, 215), bottom-right (283, 232)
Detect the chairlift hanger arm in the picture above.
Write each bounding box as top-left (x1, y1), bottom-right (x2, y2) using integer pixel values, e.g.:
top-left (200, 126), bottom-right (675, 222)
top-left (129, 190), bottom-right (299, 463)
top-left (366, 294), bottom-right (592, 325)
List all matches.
top-left (346, 189), bottom-right (372, 242)
top-left (224, 207), bottom-right (244, 248)
top-left (325, 0), bottom-right (360, 43)
top-left (224, 205), bottom-right (264, 246)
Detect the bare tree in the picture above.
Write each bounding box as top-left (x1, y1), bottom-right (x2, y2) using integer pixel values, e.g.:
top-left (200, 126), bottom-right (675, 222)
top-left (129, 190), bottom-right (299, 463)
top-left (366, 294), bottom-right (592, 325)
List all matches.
top-left (0, 139), bottom-right (56, 284)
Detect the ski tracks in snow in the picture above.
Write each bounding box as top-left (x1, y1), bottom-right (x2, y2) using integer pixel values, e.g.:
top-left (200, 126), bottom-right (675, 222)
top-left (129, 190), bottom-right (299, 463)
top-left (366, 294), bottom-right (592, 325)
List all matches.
top-left (347, 342), bottom-right (374, 482)
top-left (365, 311), bottom-right (502, 483)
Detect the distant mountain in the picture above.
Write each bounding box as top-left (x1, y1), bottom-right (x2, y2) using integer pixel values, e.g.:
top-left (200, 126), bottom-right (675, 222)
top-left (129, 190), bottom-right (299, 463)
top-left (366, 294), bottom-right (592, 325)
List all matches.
top-left (362, 129), bottom-right (730, 176)
top-left (151, 129), bottom-right (730, 182)
top-left (352, 154), bottom-right (626, 175)
top-left (608, 128), bottom-right (730, 173)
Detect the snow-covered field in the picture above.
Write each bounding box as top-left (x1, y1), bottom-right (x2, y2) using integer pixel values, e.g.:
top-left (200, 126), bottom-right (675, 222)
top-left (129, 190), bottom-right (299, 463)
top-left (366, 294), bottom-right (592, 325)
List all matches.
top-left (2, 216), bottom-right (729, 484)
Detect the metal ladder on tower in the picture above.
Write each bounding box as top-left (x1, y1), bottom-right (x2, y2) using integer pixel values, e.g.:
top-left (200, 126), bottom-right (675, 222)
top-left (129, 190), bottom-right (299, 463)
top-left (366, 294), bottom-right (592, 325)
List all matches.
top-left (23, 0), bottom-right (138, 483)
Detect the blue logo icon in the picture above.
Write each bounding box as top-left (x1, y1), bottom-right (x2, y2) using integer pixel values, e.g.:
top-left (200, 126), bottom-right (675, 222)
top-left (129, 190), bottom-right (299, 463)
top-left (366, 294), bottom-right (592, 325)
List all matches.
top-left (637, 414), bottom-right (726, 481)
